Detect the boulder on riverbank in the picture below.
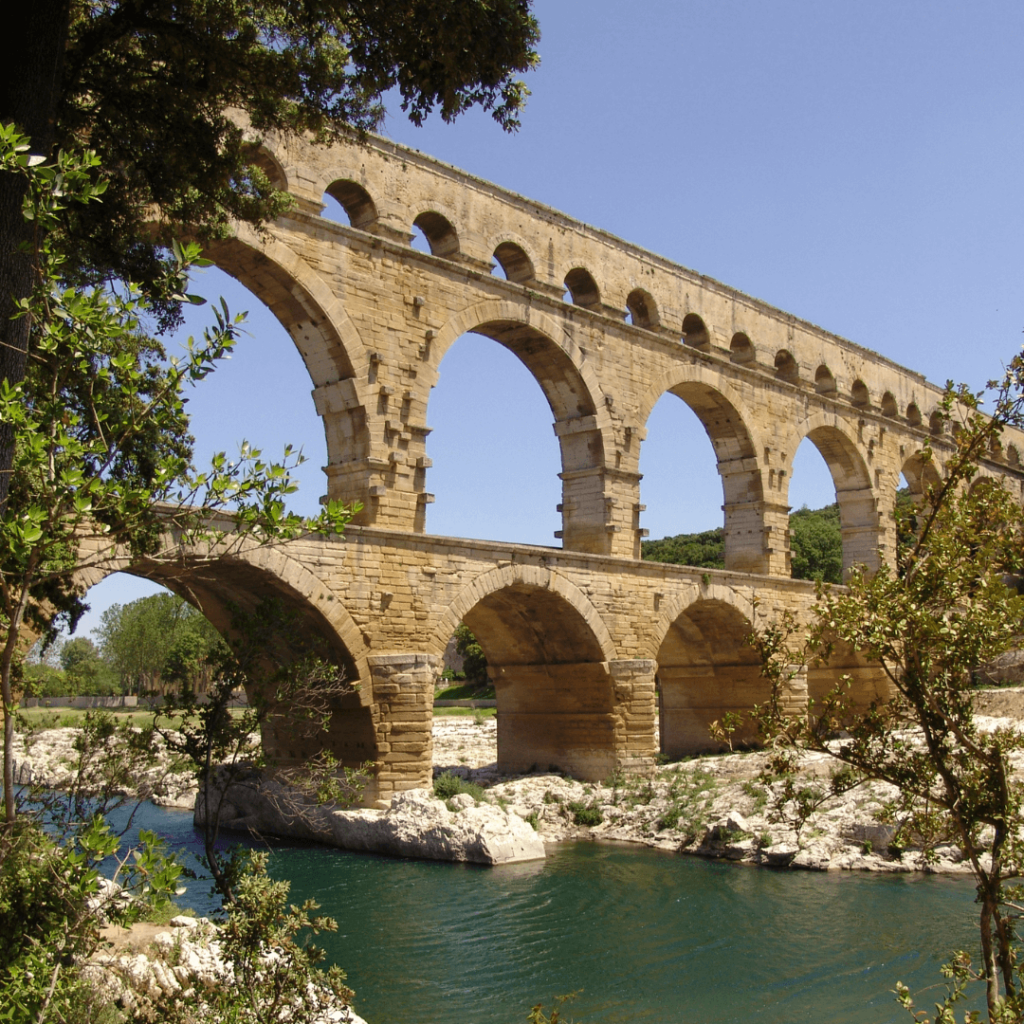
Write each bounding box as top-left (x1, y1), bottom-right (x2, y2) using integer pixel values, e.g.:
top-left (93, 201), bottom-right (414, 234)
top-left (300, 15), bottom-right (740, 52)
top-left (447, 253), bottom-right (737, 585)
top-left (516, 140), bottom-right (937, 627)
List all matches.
top-left (195, 775), bottom-right (545, 866)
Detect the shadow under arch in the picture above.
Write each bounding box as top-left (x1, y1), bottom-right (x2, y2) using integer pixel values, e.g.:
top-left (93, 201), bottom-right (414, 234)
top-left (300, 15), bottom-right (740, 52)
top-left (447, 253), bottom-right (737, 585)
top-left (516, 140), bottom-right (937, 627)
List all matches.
top-left (75, 541), bottom-right (376, 770)
top-left (427, 300), bottom-right (615, 552)
top-left (807, 639), bottom-right (891, 716)
top-left (654, 595), bottom-right (765, 756)
top-left (637, 366), bottom-right (766, 573)
top-left (794, 417), bottom-right (880, 574)
top-left (434, 564), bottom-right (617, 779)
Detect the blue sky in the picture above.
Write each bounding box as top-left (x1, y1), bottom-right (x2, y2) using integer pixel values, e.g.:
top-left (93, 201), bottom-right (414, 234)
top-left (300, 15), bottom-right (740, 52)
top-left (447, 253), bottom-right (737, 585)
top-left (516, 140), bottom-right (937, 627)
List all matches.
top-left (76, 0), bottom-right (1024, 637)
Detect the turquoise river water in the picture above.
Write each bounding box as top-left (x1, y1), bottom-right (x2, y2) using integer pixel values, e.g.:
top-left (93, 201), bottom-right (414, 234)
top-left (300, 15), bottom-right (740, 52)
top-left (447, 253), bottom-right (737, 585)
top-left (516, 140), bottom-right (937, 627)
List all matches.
top-left (125, 803), bottom-right (985, 1024)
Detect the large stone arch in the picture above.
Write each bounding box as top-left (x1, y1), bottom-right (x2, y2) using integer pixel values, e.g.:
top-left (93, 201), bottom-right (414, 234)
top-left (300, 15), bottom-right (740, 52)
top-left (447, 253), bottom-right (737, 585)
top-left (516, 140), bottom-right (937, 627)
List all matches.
top-left (790, 414), bottom-right (882, 573)
top-left (434, 563), bottom-right (621, 779)
top-left (426, 300), bottom-right (618, 553)
top-left (205, 225), bottom-right (380, 517)
top-left (653, 594), bottom-right (765, 756)
top-left (207, 225), bottom-right (365, 384)
top-left (429, 301), bottom-right (608, 428)
top-left (433, 562), bottom-right (616, 663)
top-left (75, 539), bottom-right (376, 770)
top-left (636, 365), bottom-right (772, 574)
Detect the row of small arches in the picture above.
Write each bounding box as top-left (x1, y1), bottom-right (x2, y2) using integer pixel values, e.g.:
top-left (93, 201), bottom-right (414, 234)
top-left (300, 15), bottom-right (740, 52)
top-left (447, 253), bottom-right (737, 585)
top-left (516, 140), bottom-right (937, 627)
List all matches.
top-left (315, 175), bottom-right (1015, 457)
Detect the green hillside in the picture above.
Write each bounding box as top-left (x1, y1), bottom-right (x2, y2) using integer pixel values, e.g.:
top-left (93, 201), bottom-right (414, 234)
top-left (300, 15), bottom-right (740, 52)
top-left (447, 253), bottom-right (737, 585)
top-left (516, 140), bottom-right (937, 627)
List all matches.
top-left (641, 502), bottom-right (844, 584)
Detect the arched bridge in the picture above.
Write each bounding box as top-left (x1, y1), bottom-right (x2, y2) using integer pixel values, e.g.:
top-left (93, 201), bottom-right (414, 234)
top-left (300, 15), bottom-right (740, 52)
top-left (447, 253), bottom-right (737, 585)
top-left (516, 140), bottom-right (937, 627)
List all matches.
top-left (87, 127), bottom-right (1024, 800)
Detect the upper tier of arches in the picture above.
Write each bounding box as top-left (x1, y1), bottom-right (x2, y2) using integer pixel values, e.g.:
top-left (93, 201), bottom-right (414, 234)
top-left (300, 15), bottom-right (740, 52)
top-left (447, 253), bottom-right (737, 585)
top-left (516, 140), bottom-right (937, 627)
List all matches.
top-left (263, 126), bottom-right (955, 433)
top-left (205, 124), bottom-right (1024, 569)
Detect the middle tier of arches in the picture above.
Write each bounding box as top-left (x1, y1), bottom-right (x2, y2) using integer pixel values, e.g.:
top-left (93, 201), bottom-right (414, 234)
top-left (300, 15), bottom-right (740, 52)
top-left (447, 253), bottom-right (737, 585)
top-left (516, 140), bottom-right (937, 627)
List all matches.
top-left (205, 222), bottom-right (1007, 577)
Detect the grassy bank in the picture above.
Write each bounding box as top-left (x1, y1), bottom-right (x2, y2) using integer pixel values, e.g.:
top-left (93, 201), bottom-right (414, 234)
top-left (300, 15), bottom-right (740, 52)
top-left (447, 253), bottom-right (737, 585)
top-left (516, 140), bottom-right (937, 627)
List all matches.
top-left (18, 706), bottom-right (250, 730)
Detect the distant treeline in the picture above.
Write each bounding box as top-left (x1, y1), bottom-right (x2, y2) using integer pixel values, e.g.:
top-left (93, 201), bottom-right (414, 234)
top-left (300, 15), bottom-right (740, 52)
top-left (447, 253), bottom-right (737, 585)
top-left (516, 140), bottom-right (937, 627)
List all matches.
top-left (23, 593), bottom-right (226, 698)
top-left (641, 502), bottom-right (844, 583)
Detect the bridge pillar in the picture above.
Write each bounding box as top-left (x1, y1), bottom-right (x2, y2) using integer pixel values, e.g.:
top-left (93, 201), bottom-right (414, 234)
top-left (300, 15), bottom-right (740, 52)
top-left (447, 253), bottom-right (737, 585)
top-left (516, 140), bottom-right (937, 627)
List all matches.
top-left (315, 373), bottom-right (434, 533)
top-left (780, 663), bottom-right (809, 719)
top-left (368, 653), bottom-right (439, 801)
top-left (720, 499), bottom-right (791, 575)
top-left (556, 467), bottom-right (641, 557)
top-left (658, 659), bottom-right (777, 756)
top-left (836, 485), bottom-right (883, 573)
top-left (609, 659), bottom-right (658, 773)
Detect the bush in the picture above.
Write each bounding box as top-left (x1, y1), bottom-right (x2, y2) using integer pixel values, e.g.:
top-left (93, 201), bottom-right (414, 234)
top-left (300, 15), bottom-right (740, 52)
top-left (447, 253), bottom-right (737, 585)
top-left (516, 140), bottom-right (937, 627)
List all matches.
top-left (656, 805), bottom-right (682, 831)
top-left (453, 624), bottom-right (488, 686)
top-left (433, 771), bottom-right (485, 803)
top-left (567, 800), bottom-right (603, 827)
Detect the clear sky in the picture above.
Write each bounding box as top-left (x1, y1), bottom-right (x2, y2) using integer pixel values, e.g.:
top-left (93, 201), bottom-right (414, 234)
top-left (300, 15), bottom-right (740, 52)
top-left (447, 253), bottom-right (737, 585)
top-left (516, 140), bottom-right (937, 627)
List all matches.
top-left (75, 0), bottom-right (1024, 638)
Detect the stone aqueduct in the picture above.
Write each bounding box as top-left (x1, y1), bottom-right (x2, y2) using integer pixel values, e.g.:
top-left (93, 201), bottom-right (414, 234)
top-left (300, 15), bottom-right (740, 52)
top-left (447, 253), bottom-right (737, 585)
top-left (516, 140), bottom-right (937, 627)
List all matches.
top-left (86, 128), bottom-right (1024, 802)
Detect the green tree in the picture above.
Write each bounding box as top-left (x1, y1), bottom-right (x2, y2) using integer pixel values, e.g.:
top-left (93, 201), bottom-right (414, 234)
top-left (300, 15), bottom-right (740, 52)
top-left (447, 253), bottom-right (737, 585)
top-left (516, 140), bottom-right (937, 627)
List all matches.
top-left (58, 636), bottom-right (118, 695)
top-left (96, 591), bottom-right (226, 696)
top-left (753, 357), bottom-right (1024, 1022)
top-left (788, 502), bottom-right (843, 584)
top-left (640, 507), bottom-right (846, 584)
top-left (0, 0), bottom-right (540, 509)
top-left (159, 597), bottom-right (364, 904)
top-left (0, 135), bottom-right (358, 1023)
top-left (454, 622), bottom-right (489, 687)
top-left (21, 662), bottom-right (67, 698)
top-left (0, 130), bottom-right (351, 824)
top-left (641, 527), bottom-right (726, 569)
top-left (162, 614), bottom-right (226, 696)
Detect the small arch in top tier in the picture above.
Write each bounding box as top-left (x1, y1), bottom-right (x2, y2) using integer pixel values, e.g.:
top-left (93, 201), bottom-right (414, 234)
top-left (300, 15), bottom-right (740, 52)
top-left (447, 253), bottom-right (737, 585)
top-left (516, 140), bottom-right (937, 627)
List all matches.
top-left (626, 288), bottom-right (659, 329)
top-left (564, 268), bottom-right (601, 310)
top-left (413, 211), bottom-right (460, 257)
top-left (774, 350), bottom-right (799, 384)
top-left (246, 144), bottom-right (287, 190)
top-left (324, 179), bottom-right (378, 229)
top-left (682, 313), bottom-right (711, 352)
top-left (851, 379), bottom-right (869, 407)
top-left (492, 241), bottom-right (535, 283)
top-left (729, 332), bottom-right (755, 364)
top-left (814, 364), bottom-right (837, 395)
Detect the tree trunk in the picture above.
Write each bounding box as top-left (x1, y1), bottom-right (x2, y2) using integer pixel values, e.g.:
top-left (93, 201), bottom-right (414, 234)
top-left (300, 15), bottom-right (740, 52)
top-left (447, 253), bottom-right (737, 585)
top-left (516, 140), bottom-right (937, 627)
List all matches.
top-left (980, 896), bottom-right (1001, 1016)
top-left (0, 0), bottom-right (71, 511)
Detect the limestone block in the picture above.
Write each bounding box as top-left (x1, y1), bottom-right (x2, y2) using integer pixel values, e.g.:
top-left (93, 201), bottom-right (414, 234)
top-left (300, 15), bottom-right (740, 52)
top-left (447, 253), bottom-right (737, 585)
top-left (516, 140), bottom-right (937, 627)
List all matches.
top-left (199, 777), bottom-right (544, 865)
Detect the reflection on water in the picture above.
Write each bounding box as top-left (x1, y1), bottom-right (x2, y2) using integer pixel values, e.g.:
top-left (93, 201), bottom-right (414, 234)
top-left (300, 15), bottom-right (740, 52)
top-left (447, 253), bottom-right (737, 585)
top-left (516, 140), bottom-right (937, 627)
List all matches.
top-left (122, 804), bottom-right (982, 1024)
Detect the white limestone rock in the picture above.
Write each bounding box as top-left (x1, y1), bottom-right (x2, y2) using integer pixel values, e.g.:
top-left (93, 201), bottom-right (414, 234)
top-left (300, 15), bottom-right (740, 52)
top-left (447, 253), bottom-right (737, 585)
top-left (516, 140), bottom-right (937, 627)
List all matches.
top-left (197, 780), bottom-right (545, 866)
top-left (725, 810), bottom-right (750, 833)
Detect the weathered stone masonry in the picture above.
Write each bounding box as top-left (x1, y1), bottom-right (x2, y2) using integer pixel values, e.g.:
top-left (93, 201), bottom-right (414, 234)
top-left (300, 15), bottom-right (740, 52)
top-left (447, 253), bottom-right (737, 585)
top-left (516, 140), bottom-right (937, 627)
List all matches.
top-left (84, 128), bottom-right (1024, 799)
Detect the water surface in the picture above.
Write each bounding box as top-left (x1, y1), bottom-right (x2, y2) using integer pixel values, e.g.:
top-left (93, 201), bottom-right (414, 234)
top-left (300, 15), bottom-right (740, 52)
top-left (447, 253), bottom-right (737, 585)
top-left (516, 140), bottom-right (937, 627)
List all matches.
top-left (127, 804), bottom-right (983, 1024)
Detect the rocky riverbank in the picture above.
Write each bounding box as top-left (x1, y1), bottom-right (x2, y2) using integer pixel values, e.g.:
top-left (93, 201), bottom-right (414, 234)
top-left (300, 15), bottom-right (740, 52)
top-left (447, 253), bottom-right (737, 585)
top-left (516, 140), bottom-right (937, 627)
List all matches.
top-left (87, 912), bottom-right (367, 1023)
top-left (10, 725), bottom-right (199, 809)
top-left (432, 713), bottom-right (1019, 874)
top-left (14, 703), bottom-right (1024, 873)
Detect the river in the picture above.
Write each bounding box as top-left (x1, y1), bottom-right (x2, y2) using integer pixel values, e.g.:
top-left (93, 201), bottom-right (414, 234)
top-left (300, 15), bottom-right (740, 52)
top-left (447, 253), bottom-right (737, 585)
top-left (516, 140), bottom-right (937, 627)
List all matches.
top-left (119, 802), bottom-right (984, 1024)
